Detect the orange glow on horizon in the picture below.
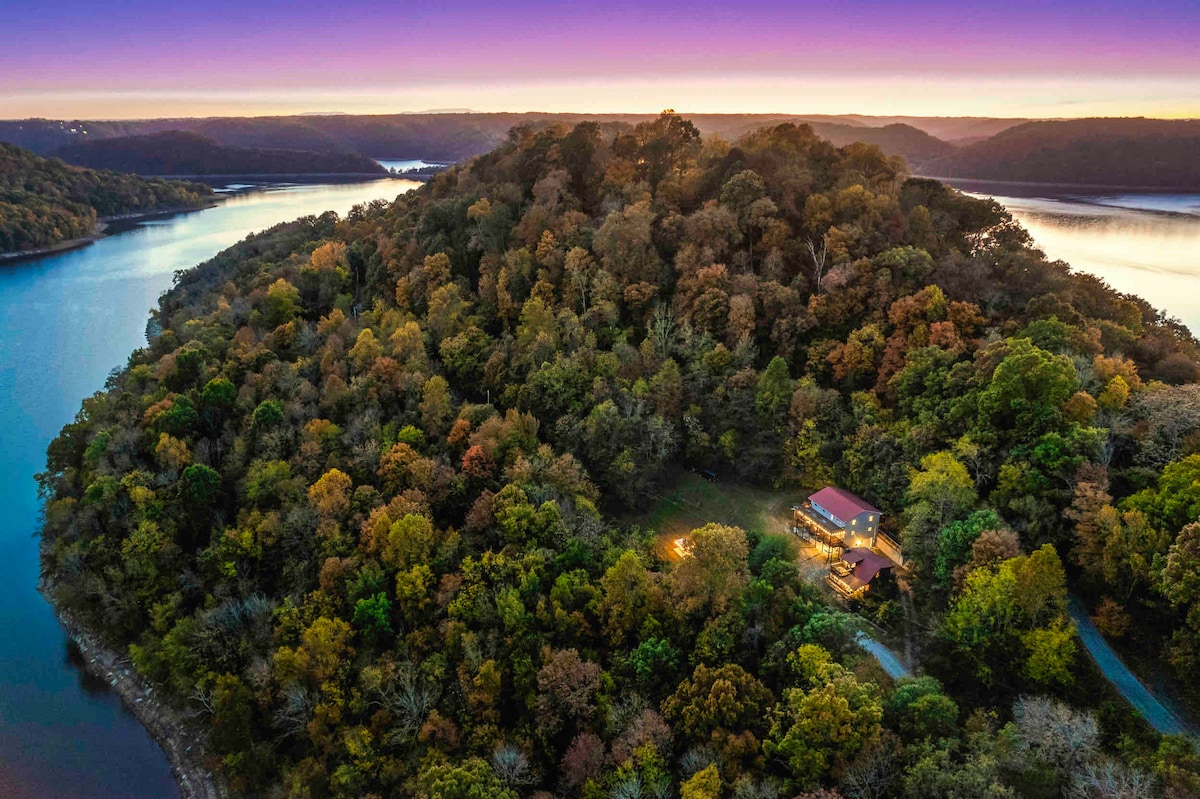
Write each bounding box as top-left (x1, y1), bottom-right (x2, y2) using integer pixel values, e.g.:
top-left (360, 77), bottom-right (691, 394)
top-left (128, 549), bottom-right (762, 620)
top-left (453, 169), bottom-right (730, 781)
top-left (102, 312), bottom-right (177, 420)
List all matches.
top-left (4, 75), bottom-right (1199, 121)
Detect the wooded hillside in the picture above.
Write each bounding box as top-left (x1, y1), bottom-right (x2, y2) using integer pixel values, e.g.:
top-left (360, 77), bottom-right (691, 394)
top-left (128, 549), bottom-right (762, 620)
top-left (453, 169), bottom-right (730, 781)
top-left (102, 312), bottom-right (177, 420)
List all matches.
top-left (40, 115), bottom-right (1200, 798)
top-left (927, 118), bottom-right (1200, 187)
top-left (0, 142), bottom-right (212, 254)
top-left (51, 131), bottom-right (389, 176)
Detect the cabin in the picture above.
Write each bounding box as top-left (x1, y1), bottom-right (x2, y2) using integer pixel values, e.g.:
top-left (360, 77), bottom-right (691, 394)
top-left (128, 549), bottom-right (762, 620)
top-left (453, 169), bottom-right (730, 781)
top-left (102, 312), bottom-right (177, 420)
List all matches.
top-left (810, 486), bottom-right (881, 544)
top-left (793, 486), bottom-right (905, 592)
top-left (794, 486), bottom-right (882, 549)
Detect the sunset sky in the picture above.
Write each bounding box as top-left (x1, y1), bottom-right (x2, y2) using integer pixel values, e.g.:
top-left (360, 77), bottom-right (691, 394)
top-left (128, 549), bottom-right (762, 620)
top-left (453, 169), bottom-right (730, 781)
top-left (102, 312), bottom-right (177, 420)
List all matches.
top-left (4, 0), bottom-right (1199, 119)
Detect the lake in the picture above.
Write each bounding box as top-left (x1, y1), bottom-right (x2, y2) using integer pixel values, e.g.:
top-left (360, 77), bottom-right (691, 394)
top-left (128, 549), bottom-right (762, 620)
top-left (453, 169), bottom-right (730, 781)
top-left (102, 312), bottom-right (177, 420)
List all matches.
top-left (376, 158), bottom-right (448, 173)
top-left (0, 179), bottom-right (416, 799)
top-left (947, 181), bottom-right (1200, 336)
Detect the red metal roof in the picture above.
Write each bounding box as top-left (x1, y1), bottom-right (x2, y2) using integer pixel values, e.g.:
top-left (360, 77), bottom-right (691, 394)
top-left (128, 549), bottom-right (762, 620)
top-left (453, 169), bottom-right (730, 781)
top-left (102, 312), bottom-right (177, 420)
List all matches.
top-left (808, 487), bottom-right (880, 520)
top-left (841, 548), bottom-right (894, 584)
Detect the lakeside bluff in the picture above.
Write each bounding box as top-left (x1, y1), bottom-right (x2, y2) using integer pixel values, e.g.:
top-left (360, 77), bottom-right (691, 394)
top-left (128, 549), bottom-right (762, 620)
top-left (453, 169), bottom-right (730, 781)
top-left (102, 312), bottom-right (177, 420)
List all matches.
top-left (40, 114), bottom-right (1200, 798)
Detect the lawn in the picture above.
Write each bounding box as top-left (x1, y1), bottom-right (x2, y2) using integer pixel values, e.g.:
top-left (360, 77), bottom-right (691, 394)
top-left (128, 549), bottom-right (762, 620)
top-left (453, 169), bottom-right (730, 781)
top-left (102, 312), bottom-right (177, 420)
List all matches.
top-left (627, 469), bottom-right (801, 559)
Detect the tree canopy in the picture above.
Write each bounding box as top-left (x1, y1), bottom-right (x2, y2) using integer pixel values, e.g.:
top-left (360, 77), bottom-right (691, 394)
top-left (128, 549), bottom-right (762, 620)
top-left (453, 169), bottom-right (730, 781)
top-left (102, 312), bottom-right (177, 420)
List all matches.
top-left (38, 113), bottom-right (1200, 798)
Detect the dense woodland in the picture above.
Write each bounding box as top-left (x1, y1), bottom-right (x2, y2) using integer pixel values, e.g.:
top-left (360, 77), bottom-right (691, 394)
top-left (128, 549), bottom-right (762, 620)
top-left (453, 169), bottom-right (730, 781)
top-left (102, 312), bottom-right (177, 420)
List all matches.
top-left (39, 115), bottom-right (1200, 798)
top-left (0, 142), bottom-right (212, 254)
top-left (51, 131), bottom-right (389, 177)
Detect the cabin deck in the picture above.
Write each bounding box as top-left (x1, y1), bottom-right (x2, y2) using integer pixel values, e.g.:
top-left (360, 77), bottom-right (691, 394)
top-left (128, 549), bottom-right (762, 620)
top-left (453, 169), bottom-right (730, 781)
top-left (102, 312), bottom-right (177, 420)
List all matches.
top-left (792, 503), bottom-right (846, 549)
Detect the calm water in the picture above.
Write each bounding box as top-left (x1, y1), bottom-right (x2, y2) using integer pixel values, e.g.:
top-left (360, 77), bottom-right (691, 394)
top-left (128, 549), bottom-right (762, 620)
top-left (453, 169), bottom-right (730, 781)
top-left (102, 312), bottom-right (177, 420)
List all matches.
top-left (0, 179), bottom-right (415, 798)
top-left (955, 183), bottom-right (1200, 336)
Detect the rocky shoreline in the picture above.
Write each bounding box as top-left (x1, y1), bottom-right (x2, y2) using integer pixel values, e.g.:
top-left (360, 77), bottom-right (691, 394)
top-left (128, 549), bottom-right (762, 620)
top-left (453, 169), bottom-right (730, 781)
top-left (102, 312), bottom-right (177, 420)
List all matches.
top-left (42, 583), bottom-right (230, 799)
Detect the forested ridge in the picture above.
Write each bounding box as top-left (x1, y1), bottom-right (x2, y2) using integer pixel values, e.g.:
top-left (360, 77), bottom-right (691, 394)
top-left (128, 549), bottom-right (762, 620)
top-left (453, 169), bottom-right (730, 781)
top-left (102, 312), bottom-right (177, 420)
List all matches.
top-left (39, 114), bottom-right (1200, 798)
top-left (2, 114), bottom-right (983, 166)
top-left (0, 142), bottom-right (213, 254)
top-left (925, 118), bottom-right (1200, 188)
top-left (8, 114), bottom-right (1200, 187)
top-left (51, 131), bottom-right (389, 177)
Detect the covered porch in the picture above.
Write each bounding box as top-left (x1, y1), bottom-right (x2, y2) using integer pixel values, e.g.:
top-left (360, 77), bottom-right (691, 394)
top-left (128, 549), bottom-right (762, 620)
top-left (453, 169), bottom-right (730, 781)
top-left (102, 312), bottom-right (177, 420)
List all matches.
top-left (792, 503), bottom-right (846, 550)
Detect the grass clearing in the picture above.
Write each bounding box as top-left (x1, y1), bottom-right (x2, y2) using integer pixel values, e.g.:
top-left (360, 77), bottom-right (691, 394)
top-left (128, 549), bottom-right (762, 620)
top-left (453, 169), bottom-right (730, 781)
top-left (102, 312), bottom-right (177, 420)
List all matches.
top-left (628, 469), bottom-right (800, 559)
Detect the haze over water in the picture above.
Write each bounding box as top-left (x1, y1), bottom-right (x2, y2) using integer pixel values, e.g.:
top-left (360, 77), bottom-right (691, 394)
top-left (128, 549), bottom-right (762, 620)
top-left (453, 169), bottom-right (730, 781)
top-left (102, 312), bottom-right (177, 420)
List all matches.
top-left (0, 179), bottom-right (414, 799)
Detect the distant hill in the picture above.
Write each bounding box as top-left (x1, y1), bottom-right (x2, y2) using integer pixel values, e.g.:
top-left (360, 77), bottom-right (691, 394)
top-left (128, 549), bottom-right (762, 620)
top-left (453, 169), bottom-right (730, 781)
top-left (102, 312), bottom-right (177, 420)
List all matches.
top-left (0, 114), bottom-right (960, 169)
top-left (50, 131), bottom-right (389, 176)
top-left (8, 114), bottom-right (1200, 188)
top-left (0, 142), bottom-right (212, 255)
top-left (925, 118), bottom-right (1200, 188)
top-left (806, 122), bottom-right (956, 167)
top-left (833, 115), bottom-right (1030, 143)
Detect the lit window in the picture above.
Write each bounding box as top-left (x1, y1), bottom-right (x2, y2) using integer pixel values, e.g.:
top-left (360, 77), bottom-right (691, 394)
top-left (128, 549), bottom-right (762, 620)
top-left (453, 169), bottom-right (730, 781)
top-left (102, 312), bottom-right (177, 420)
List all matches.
top-left (868, 515), bottom-right (875, 522)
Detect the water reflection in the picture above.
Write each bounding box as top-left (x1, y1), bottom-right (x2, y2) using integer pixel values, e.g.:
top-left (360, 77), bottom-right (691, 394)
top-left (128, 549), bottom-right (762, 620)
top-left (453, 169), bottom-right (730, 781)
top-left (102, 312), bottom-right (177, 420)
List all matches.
top-left (376, 158), bottom-right (447, 172)
top-left (969, 191), bottom-right (1200, 336)
top-left (65, 640), bottom-right (115, 698)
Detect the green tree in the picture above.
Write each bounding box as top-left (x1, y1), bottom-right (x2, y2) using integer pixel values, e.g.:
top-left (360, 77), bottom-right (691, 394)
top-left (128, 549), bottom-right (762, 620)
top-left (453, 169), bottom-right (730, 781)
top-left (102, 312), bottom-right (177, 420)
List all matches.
top-left (902, 746), bottom-right (1016, 799)
top-left (757, 356), bottom-right (793, 425)
top-left (1125, 454), bottom-right (1200, 533)
top-left (884, 676), bottom-right (959, 743)
top-left (934, 509), bottom-right (1004, 589)
top-left (252, 400), bottom-right (284, 428)
top-left (181, 463), bottom-right (222, 508)
top-left (943, 544), bottom-right (1075, 687)
top-left (352, 592), bottom-right (393, 641)
top-left (977, 338), bottom-right (1078, 440)
top-left (904, 452), bottom-right (978, 583)
top-left (1161, 522), bottom-right (1200, 672)
top-left (200, 377), bottom-right (236, 409)
top-left (420, 374), bottom-right (452, 437)
top-left (597, 550), bottom-right (661, 645)
top-left (417, 757), bottom-right (517, 799)
top-left (907, 452), bottom-right (977, 529)
top-left (765, 658), bottom-right (883, 787)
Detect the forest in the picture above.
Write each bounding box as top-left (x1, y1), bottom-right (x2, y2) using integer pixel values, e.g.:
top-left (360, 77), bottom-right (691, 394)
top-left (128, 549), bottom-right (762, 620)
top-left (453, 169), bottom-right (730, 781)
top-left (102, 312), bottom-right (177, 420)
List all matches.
top-left (51, 131), bottom-right (389, 177)
top-left (0, 142), bottom-right (213, 254)
top-left (38, 114), bottom-right (1200, 798)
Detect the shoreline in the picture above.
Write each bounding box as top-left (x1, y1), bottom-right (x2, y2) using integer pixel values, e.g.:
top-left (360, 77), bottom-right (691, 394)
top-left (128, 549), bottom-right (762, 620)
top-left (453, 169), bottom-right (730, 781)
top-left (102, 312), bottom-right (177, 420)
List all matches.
top-left (926, 174), bottom-right (1200, 193)
top-left (40, 581), bottom-right (230, 799)
top-left (0, 232), bottom-right (104, 262)
top-left (148, 171), bottom-right (401, 181)
top-left (0, 201), bottom-right (221, 264)
top-left (1, 169), bottom-right (435, 264)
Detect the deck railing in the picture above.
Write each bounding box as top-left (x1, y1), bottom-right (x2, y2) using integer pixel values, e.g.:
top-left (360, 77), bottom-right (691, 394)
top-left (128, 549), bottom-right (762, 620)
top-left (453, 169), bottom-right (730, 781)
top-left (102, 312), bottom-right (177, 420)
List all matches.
top-left (876, 531), bottom-right (905, 567)
top-left (793, 506), bottom-right (846, 549)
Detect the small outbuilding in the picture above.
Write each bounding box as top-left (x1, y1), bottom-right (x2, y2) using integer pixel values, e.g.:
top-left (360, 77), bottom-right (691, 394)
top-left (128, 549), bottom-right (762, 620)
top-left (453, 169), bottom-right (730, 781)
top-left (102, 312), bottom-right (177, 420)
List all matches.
top-left (828, 547), bottom-right (896, 597)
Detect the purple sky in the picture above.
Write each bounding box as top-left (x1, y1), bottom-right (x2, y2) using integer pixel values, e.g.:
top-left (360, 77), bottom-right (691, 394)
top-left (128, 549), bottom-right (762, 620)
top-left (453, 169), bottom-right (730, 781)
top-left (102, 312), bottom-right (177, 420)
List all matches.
top-left (3, 0), bottom-right (1199, 118)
